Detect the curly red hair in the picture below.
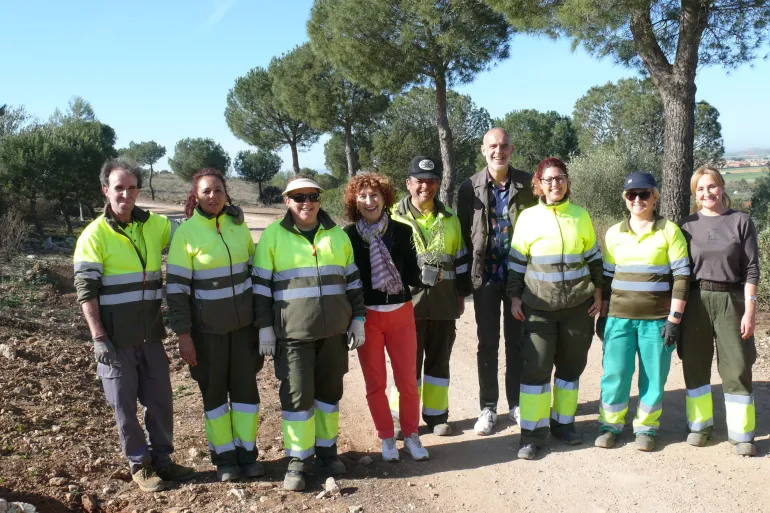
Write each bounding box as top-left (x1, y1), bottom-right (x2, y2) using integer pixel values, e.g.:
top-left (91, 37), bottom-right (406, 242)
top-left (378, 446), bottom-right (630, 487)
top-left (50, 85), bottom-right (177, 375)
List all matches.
top-left (343, 173), bottom-right (396, 222)
top-left (532, 157), bottom-right (570, 198)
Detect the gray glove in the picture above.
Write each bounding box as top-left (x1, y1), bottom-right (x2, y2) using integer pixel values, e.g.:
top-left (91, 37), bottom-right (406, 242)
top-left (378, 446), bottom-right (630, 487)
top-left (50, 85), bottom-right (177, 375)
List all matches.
top-left (259, 327), bottom-right (276, 356)
top-left (347, 318), bottom-right (366, 350)
top-left (93, 338), bottom-right (116, 366)
top-left (661, 320), bottom-right (681, 347)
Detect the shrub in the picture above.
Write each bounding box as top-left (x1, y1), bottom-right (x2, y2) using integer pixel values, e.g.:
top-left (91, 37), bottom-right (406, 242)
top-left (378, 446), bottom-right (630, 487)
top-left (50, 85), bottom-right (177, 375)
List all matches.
top-left (757, 229), bottom-right (770, 312)
top-left (259, 185), bottom-right (283, 206)
top-left (319, 187), bottom-right (346, 224)
top-left (0, 209), bottom-right (32, 258)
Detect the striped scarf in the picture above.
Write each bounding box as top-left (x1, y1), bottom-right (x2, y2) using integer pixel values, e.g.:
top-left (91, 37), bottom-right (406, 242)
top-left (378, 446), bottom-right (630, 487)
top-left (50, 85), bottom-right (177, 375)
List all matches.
top-left (356, 215), bottom-right (403, 295)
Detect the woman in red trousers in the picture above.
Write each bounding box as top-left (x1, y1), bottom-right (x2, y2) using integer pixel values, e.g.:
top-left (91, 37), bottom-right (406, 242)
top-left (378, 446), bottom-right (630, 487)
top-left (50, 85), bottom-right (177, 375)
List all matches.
top-left (343, 173), bottom-right (430, 462)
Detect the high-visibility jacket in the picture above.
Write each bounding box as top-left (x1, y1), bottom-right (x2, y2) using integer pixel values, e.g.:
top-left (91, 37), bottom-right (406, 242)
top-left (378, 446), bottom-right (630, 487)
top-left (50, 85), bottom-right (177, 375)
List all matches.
top-left (506, 197), bottom-right (604, 311)
top-left (603, 216), bottom-right (690, 319)
top-left (73, 206), bottom-right (171, 350)
top-left (166, 205), bottom-right (255, 335)
top-left (391, 197), bottom-right (471, 320)
top-left (252, 209), bottom-right (366, 341)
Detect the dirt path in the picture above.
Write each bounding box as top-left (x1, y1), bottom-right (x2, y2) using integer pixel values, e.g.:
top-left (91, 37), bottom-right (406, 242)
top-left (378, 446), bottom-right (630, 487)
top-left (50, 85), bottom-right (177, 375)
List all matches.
top-left (141, 201), bottom-right (770, 512)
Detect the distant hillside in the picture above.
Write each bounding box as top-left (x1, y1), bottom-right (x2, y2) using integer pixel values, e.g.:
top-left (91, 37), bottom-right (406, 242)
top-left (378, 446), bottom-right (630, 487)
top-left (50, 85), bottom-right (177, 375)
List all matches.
top-left (725, 148), bottom-right (770, 158)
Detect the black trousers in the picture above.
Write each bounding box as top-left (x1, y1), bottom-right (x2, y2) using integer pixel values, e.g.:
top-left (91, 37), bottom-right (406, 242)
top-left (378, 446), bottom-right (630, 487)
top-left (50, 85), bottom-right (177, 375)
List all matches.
top-left (473, 280), bottom-right (523, 413)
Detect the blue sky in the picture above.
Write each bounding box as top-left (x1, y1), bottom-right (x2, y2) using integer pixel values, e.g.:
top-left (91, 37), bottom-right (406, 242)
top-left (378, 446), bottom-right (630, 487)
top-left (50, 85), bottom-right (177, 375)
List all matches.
top-left (2, 0), bottom-right (768, 175)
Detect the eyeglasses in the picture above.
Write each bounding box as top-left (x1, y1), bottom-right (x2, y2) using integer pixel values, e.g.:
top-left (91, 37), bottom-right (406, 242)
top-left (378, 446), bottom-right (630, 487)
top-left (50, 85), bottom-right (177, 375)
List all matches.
top-left (540, 175), bottom-right (567, 185)
top-left (289, 193), bottom-right (321, 203)
top-left (625, 191), bottom-right (652, 201)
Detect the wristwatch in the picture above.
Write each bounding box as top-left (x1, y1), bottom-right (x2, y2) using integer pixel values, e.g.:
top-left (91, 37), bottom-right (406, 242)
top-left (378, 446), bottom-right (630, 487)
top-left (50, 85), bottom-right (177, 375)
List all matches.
top-left (746, 295), bottom-right (758, 302)
top-left (669, 311), bottom-right (682, 319)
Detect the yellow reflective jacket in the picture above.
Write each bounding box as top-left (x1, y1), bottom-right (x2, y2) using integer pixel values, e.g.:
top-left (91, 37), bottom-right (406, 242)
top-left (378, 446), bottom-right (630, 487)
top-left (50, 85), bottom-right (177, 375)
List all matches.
top-left (252, 209), bottom-right (366, 341)
top-left (507, 197), bottom-right (604, 311)
top-left (166, 205), bottom-right (254, 335)
top-left (73, 206), bottom-right (171, 350)
top-left (391, 197), bottom-right (471, 320)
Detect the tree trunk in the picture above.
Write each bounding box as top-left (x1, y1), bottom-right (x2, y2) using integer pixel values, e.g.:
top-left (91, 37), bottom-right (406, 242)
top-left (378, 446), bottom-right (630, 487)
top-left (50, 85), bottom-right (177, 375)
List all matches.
top-left (29, 195), bottom-right (43, 236)
top-left (290, 143), bottom-right (300, 175)
top-left (659, 80), bottom-right (697, 221)
top-left (257, 181), bottom-right (264, 204)
top-left (60, 200), bottom-right (73, 235)
top-left (344, 123), bottom-right (356, 178)
top-left (149, 163), bottom-right (155, 201)
top-left (79, 202), bottom-right (85, 222)
top-left (435, 73), bottom-right (457, 208)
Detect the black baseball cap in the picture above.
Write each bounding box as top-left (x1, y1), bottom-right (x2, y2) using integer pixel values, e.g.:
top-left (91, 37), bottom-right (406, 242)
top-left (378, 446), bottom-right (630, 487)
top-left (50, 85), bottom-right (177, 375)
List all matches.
top-left (624, 172), bottom-right (658, 191)
top-left (408, 156), bottom-right (442, 180)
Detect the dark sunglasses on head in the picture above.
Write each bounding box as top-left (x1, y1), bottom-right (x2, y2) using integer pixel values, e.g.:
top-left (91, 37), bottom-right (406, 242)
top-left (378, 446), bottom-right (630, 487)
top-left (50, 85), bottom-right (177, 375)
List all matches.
top-left (289, 193), bottom-right (321, 203)
top-left (625, 191), bottom-right (652, 201)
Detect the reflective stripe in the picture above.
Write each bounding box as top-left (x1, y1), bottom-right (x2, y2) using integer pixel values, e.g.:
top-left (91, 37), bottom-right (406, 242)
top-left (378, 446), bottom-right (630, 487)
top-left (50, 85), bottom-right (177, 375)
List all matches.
top-left (509, 248), bottom-right (527, 262)
top-left (193, 279), bottom-right (252, 300)
top-left (688, 419), bottom-right (714, 431)
top-left (603, 262), bottom-right (616, 272)
top-left (527, 268), bottom-right (589, 282)
top-left (316, 436), bottom-right (337, 447)
top-left (599, 421), bottom-right (624, 431)
top-left (611, 280), bottom-right (670, 292)
top-left (76, 270), bottom-right (102, 281)
top-left (102, 271), bottom-right (161, 286)
top-left (521, 383), bottom-right (551, 395)
top-left (601, 402), bottom-right (627, 413)
top-left (346, 279), bottom-right (363, 290)
top-left (673, 267), bottom-right (691, 277)
top-left (583, 243), bottom-right (601, 261)
top-left (344, 263), bottom-right (358, 276)
top-left (520, 418), bottom-right (550, 430)
top-left (193, 262), bottom-right (248, 279)
top-left (167, 283), bottom-right (190, 295)
top-left (550, 411), bottom-right (575, 424)
top-left (167, 264), bottom-right (193, 280)
top-left (74, 261), bottom-right (103, 272)
top-left (275, 266), bottom-right (345, 281)
top-left (530, 253), bottom-right (583, 265)
top-left (232, 402), bottom-right (259, 414)
top-left (686, 385), bottom-right (711, 398)
top-left (233, 437), bottom-right (255, 451)
top-left (670, 258), bottom-right (690, 271)
top-left (274, 284), bottom-right (346, 300)
top-left (283, 410), bottom-right (314, 422)
top-left (455, 247), bottom-right (467, 258)
top-left (285, 447), bottom-right (315, 459)
top-left (728, 430), bottom-right (754, 442)
top-left (423, 375), bottom-right (449, 387)
top-left (99, 289), bottom-right (163, 305)
top-left (638, 402), bottom-right (662, 414)
top-left (205, 403), bottom-right (230, 420)
top-left (422, 406), bottom-right (448, 416)
top-left (252, 267), bottom-right (273, 280)
top-left (314, 400), bottom-right (339, 414)
top-left (615, 264), bottom-right (670, 274)
top-left (253, 284), bottom-right (272, 297)
top-left (507, 262), bottom-right (527, 274)
top-left (724, 393), bottom-right (753, 405)
top-left (442, 271), bottom-right (456, 280)
top-left (208, 441), bottom-right (236, 454)
top-left (554, 378), bottom-right (578, 391)
top-left (456, 264), bottom-right (468, 273)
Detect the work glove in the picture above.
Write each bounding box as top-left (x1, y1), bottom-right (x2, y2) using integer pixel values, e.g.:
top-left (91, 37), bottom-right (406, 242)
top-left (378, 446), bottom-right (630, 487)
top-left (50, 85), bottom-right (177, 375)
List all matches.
top-left (93, 337), bottom-right (116, 366)
top-left (661, 320), bottom-right (681, 347)
top-left (347, 317), bottom-right (366, 350)
top-left (596, 316), bottom-right (607, 343)
top-left (258, 327), bottom-right (277, 356)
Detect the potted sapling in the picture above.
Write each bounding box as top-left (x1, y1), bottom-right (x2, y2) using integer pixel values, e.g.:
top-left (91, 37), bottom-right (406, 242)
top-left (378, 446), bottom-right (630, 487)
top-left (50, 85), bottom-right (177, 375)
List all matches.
top-left (412, 220), bottom-right (445, 287)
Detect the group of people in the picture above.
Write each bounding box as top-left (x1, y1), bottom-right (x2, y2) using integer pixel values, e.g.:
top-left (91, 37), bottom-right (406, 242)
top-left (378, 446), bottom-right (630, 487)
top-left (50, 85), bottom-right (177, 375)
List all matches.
top-left (73, 126), bottom-right (759, 495)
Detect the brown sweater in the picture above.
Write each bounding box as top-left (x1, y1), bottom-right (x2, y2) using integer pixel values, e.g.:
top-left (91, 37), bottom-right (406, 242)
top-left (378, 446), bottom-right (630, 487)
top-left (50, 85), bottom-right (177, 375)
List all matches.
top-left (678, 209), bottom-right (760, 285)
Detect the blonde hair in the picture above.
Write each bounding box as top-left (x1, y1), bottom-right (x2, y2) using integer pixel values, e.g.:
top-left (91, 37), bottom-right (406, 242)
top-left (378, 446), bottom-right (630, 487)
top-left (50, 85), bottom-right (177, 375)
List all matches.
top-left (691, 166), bottom-right (731, 211)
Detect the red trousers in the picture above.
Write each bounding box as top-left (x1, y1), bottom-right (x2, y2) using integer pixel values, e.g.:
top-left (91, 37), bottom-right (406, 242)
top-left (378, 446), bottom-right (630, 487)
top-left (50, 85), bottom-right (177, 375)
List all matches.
top-left (357, 302), bottom-right (419, 439)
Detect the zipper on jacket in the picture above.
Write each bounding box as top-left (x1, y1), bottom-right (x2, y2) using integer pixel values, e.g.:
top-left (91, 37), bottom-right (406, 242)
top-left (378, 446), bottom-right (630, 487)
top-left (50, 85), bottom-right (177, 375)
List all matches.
top-left (553, 209), bottom-right (567, 309)
top-left (113, 222), bottom-right (149, 341)
top-left (310, 232), bottom-right (329, 337)
top-left (217, 215), bottom-right (241, 327)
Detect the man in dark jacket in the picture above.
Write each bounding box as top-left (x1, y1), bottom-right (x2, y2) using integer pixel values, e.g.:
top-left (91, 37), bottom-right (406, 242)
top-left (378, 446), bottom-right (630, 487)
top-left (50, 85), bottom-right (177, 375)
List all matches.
top-left (457, 128), bottom-right (537, 436)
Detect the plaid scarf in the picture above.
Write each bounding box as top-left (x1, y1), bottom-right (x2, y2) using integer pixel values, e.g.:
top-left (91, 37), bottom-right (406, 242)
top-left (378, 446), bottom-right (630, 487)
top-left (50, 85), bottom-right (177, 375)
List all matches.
top-left (356, 215), bottom-right (403, 295)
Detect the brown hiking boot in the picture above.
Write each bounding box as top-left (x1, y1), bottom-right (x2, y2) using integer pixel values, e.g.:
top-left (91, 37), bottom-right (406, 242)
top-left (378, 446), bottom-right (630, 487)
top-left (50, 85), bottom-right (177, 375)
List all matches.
top-left (686, 433), bottom-right (708, 447)
top-left (155, 462), bottom-right (195, 482)
top-left (736, 442), bottom-right (756, 457)
top-left (132, 465), bottom-right (165, 492)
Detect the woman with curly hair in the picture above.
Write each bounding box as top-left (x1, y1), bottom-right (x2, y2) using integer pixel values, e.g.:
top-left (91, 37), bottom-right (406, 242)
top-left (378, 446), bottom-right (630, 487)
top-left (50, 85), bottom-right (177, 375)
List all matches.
top-left (166, 168), bottom-right (263, 482)
top-left (343, 173), bottom-right (430, 462)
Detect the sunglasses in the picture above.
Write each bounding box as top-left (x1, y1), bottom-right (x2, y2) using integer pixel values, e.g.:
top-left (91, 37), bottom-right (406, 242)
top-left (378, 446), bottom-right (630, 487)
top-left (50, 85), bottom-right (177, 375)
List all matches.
top-left (289, 193), bottom-right (321, 203)
top-left (625, 191), bottom-right (652, 201)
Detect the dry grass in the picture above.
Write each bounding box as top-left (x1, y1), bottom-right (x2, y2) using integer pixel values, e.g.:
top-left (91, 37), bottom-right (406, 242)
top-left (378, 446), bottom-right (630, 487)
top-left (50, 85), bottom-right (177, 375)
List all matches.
top-left (0, 209), bottom-right (32, 258)
top-left (149, 172), bottom-right (274, 206)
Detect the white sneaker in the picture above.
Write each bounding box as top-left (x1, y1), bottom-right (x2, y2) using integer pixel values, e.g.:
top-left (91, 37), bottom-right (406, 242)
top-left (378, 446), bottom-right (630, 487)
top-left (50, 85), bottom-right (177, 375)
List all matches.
top-left (382, 437), bottom-right (399, 462)
top-left (474, 409), bottom-right (498, 436)
top-left (509, 406), bottom-right (521, 426)
top-left (403, 433), bottom-right (429, 461)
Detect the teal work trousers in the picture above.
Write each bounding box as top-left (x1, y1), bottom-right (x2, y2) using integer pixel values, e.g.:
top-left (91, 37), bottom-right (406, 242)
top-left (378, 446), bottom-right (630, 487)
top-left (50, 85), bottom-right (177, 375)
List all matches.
top-left (599, 317), bottom-right (675, 436)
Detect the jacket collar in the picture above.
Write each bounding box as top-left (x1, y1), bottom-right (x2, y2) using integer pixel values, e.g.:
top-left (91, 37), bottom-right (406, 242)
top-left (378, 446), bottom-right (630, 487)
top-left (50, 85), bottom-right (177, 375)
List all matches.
top-left (193, 204), bottom-right (245, 224)
top-left (279, 208), bottom-right (336, 233)
top-left (395, 196), bottom-right (452, 219)
top-left (104, 204), bottom-right (149, 227)
top-left (619, 214), bottom-right (667, 233)
top-left (537, 195), bottom-right (571, 213)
